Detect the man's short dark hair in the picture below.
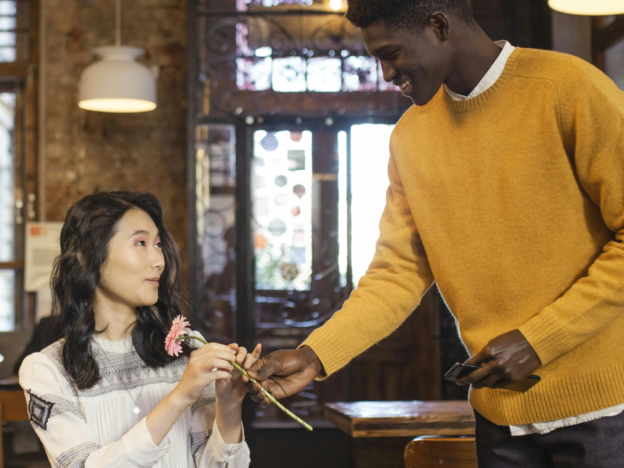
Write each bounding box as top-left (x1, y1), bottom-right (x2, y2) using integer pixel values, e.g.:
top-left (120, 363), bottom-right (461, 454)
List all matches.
top-left (345, 0), bottom-right (474, 32)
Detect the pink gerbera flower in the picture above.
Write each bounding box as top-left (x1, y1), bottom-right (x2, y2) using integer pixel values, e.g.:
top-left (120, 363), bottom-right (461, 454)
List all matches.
top-left (165, 315), bottom-right (191, 356)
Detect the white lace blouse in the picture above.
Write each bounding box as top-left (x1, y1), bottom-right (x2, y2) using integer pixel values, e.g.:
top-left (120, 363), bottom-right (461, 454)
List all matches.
top-left (18, 333), bottom-right (250, 468)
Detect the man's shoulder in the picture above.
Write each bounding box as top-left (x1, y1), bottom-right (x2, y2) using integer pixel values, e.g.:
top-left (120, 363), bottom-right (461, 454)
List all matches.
top-left (513, 48), bottom-right (601, 86)
top-left (514, 47), bottom-right (624, 108)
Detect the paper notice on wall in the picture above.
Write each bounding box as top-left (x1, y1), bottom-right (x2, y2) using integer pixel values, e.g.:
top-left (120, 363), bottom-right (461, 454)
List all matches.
top-left (25, 222), bottom-right (63, 292)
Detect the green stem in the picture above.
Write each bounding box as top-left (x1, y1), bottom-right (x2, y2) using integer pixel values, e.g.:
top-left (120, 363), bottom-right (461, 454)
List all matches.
top-left (178, 335), bottom-right (313, 431)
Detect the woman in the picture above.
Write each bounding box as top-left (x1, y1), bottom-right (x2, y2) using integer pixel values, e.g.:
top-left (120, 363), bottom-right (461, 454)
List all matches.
top-left (19, 191), bottom-right (257, 467)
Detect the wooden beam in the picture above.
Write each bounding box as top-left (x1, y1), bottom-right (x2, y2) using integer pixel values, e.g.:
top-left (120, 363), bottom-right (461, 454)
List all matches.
top-left (0, 262), bottom-right (24, 270)
top-left (0, 62), bottom-right (29, 78)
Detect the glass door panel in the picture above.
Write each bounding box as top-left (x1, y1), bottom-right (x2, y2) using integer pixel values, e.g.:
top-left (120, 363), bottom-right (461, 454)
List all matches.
top-left (252, 130), bottom-right (313, 291)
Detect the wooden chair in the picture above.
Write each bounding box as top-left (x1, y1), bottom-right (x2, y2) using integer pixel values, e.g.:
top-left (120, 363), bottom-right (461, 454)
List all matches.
top-left (405, 436), bottom-right (478, 468)
top-left (0, 390), bottom-right (30, 468)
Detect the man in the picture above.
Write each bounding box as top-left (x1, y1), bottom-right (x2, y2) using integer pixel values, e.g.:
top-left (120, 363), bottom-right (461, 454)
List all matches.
top-left (247, 1), bottom-right (624, 465)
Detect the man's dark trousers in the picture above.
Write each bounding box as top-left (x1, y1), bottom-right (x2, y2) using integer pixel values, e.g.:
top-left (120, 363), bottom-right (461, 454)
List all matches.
top-left (475, 409), bottom-right (624, 467)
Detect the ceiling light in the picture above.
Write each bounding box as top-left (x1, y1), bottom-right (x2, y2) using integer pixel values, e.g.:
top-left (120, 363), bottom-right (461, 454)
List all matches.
top-left (329, 0), bottom-right (343, 11)
top-left (548, 0), bottom-right (624, 15)
top-left (78, 0), bottom-right (156, 113)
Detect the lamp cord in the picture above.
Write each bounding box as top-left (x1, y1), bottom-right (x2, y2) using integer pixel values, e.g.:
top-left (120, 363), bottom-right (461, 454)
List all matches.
top-left (115, 0), bottom-right (121, 46)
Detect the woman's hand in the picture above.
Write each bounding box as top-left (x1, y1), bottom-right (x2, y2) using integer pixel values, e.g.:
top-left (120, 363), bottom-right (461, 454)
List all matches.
top-left (215, 343), bottom-right (262, 406)
top-left (172, 342), bottom-right (237, 407)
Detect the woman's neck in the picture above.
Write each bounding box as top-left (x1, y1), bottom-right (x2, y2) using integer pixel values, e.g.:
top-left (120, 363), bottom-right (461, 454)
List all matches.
top-left (93, 289), bottom-right (137, 341)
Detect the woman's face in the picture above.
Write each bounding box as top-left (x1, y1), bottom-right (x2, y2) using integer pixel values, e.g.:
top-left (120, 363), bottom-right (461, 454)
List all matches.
top-left (97, 209), bottom-right (165, 309)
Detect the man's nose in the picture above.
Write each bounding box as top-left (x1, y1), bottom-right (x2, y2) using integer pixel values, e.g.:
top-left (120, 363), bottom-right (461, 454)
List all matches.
top-left (380, 61), bottom-right (397, 83)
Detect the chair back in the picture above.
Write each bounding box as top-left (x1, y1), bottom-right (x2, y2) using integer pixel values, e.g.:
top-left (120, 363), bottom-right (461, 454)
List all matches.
top-left (0, 332), bottom-right (32, 380)
top-left (0, 389), bottom-right (29, 422)
top-left (405, 436), bottom-right (478, 468)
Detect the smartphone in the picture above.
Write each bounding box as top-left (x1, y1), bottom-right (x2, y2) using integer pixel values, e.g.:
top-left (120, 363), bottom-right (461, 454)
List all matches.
top-left (444, 362), bottom-right (541, 393)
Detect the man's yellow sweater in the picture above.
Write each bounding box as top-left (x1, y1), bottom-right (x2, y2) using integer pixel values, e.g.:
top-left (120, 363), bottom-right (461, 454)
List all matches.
top-left (303, 47), bottom-right (624, 426)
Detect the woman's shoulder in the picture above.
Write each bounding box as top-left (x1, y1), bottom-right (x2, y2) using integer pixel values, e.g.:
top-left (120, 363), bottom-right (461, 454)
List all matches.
top-left (19, 339), bottom-right (77, 397)
top-left (20, 339), bottom-right (66, 373)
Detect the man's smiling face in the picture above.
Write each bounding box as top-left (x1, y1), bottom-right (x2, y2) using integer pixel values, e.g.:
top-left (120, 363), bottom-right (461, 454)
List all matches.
top-left (362, 18), bottom-right (452, 106)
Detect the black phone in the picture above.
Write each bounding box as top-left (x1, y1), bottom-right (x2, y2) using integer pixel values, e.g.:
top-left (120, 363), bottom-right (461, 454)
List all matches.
top-left (444, 362), bottom-right (541, 393)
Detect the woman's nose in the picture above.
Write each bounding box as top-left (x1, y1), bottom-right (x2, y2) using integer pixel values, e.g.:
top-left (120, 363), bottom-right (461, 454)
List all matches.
top-left (151, 248), bottom-right (165, 270)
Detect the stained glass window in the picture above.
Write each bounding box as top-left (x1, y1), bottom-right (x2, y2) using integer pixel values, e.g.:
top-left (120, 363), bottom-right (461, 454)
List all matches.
top-left (342, 56), bottom-right (377, 92)
top-left (306, 57), bottom-right (342, 92)
top-left (236, 57), bottom-right (272, 91)
top-left (253, 130), bottom-right (313, 290)
top-left (232, 6), bottom-right (401, 93)
top-left (240, 0), bottom-right (316, 9)
top-left (272, 57), bottom-right (307, 93)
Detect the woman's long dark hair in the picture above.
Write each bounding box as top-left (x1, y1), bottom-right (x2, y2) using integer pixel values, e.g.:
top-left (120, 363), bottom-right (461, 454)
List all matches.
top-left (51, 191), bottom-right (191, 389)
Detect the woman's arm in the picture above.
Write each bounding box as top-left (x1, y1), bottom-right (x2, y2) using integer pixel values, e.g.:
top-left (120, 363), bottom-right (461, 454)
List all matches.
top-left (20, 341), bottom-right (238, 468)
top-left (20, 351), bottom-right (169, 468)
top-left (191, 343), bottom-right (261, 467)
top-left (146, 341), bottom-right (236, 445)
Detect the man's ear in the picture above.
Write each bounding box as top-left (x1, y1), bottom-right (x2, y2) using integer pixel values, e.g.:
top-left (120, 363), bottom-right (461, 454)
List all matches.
top-left (428, 11), bottom-right (451, 42)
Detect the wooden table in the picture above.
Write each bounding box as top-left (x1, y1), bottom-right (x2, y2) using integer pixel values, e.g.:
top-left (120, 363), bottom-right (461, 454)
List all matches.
top-left (324, 401), bottom-right (475, 438)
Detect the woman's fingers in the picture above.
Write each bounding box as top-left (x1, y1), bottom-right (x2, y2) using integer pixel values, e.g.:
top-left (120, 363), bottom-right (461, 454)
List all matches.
top-left (195, 342), bottom-right (236, 358)
top-left (203, 358), bottom-right (234, 373)
top-left (212, 371), bottom-right (232, 381)
top-left (195, 349), bottom-right (239, 367)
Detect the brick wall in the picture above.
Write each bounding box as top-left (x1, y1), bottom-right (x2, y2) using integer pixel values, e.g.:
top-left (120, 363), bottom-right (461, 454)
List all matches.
top-left (42, 0), bottom-right (188, 263)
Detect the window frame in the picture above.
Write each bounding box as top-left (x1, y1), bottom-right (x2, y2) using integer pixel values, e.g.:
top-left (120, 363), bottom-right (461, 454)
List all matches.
top-left (0, 0), bottom-right (40, 331)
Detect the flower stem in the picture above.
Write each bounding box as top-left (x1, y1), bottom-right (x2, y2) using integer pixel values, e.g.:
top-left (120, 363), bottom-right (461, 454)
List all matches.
top-left (179, 335), bottom-right (313, 431)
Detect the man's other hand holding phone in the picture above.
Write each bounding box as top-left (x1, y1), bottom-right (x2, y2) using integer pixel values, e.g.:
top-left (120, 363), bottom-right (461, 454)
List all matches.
top-left (455, 329), bottom-right (542, 390)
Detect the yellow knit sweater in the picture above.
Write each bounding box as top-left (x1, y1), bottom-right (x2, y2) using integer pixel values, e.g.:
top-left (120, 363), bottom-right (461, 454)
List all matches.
top-left (303, 47), bottom-right (624, 426)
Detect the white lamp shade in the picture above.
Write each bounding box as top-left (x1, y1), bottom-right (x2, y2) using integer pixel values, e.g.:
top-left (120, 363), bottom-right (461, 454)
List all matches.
top-left (78, 46), bottom-right (157, 113)
top-left (549, 0), bottom-right (624, 15)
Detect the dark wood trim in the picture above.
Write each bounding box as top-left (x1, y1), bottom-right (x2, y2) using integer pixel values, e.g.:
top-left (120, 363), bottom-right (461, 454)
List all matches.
top-left (593, 15), bottom-right (624, 52)
top-left (0, 262), bottom-right (24, 270)
top-left (234, 121), bottom-right (256, 444)
top-left (187, 0), bottom-right (199, 318)
top-left (235, 122), bottom-right (255, 349)
top-left (0, 62), bottom-right (29, 78)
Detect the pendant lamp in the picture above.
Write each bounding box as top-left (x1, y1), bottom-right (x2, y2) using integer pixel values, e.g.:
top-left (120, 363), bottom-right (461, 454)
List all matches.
top-left (548, 0), bottom-right (624, 15)
top-left (78, 0), bottom-right (157, 113)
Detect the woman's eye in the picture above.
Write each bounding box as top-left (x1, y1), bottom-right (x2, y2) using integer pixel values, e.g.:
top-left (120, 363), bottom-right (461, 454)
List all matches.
top-left (156, 242), bottom-right (163, 249)
top-left (136, 240), bottom-right (146, 246)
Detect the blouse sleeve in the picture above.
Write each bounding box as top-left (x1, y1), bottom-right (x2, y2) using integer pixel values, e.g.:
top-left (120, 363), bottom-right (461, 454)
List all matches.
top-left (189, 373), bottom-right (251, 467)
top-left (19, 352), bottom-right (170, 468)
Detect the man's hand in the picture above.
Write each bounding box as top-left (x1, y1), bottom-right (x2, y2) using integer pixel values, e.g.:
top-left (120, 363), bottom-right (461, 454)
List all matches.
top-left (456, 330), bottom-right (541, 389)
top-left (246, 346), bottom-right (323, 405)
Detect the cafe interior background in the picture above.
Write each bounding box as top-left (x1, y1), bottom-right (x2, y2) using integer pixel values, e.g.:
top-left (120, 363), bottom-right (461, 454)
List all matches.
top-left (0, 0), bottom-right (623, 466)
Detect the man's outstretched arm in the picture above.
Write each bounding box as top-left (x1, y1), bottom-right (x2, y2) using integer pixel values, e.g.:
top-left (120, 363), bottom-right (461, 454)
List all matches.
top-left (248, 132), bottom-right (435, 401)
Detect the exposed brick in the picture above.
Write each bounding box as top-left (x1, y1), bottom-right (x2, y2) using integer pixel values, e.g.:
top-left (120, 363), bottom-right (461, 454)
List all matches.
top-left (43, 0), bottom-right (188, 272)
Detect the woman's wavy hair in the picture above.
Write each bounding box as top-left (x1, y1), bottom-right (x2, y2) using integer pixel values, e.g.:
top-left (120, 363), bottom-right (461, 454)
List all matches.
top-left (50, 191), bottom-right (192, 390)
